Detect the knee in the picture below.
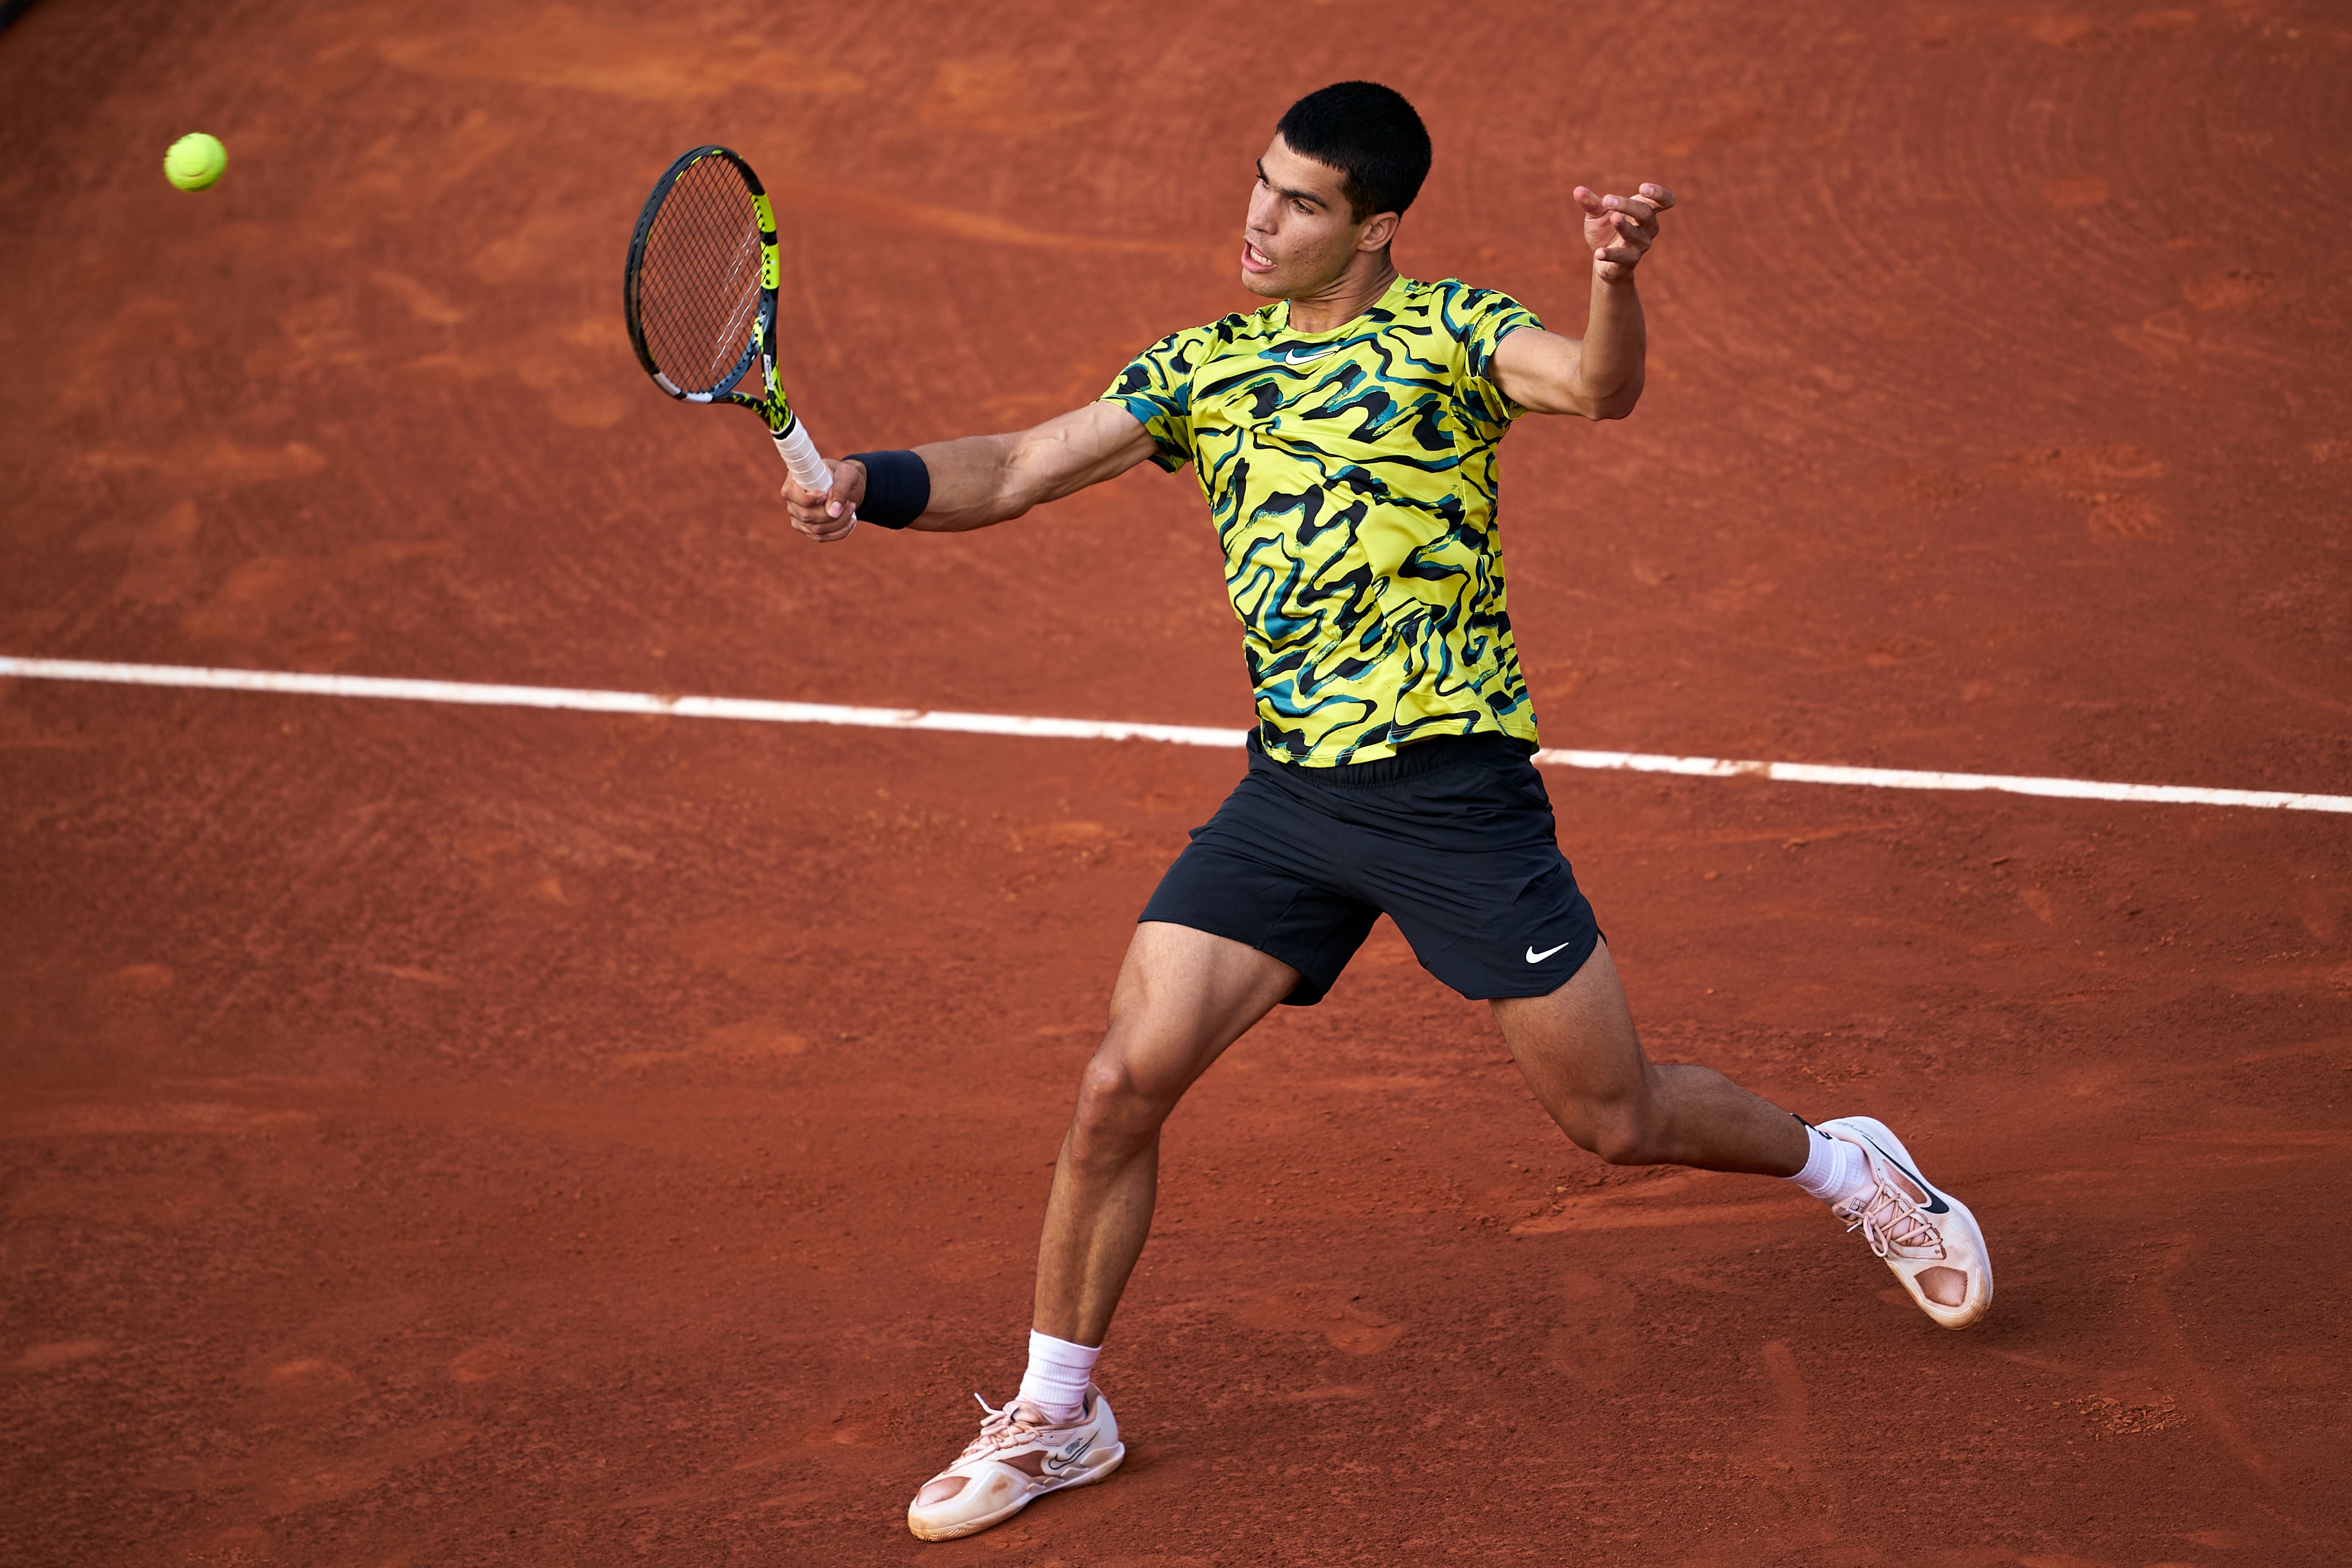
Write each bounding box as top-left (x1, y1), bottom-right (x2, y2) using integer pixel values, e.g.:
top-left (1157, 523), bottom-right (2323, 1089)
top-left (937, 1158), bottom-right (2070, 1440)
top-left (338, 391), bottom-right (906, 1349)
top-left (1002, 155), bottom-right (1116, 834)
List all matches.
top-left (1067, 1052), bottom-right (1167, 1161)
top-left (1576, 1106), bottom-right (1662, 1167)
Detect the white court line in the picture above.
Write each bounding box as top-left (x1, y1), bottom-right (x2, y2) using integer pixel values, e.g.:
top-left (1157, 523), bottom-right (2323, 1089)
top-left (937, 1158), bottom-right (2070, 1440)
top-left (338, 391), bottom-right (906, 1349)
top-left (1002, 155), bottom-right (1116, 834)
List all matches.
top-left (4, 654), bottom-right (2348, 815)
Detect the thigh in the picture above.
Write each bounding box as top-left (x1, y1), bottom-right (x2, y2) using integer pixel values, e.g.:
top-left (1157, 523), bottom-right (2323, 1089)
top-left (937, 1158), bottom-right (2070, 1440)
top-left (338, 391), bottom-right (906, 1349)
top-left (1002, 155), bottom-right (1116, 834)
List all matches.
top-left (1097, 921), bottom-right (1305, 1105)
top-left (1488, 938), bottom-right (1651, 1125)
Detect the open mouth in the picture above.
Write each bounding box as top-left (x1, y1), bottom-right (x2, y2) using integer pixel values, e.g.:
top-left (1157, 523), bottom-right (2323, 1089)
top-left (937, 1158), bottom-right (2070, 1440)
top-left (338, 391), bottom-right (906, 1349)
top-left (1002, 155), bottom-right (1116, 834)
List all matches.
top-left (1241, 239), bottom-right (1276, 273)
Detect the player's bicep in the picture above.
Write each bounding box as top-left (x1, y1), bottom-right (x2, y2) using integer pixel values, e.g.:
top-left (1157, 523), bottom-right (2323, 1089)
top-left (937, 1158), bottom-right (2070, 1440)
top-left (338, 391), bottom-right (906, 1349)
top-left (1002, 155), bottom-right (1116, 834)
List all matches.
top-left (1490, 326), bottom-right (1591, 417)
top-left (1008, 402), bottom-right (1161, 507)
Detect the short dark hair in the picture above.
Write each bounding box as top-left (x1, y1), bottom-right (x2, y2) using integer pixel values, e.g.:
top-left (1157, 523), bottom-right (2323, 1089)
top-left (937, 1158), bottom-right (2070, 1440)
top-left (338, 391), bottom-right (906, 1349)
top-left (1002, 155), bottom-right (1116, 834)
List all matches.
top-left (1275, 81), bottom-right (1431, 223)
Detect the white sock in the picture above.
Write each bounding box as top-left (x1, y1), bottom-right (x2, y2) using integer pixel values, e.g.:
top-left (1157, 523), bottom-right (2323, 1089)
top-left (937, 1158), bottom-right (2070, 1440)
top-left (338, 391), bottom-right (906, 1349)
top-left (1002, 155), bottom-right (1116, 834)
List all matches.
top-left (1787, 1125), bottom-right (1872, 1208)
top-left (1015, 1330), bottom-right (1099, 1424)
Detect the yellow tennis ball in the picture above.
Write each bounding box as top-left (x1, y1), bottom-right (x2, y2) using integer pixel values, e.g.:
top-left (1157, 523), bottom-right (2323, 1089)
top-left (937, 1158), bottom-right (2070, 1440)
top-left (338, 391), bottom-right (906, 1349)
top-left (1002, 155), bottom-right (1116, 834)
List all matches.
top-left (164, 133), bottom-right (226, 192)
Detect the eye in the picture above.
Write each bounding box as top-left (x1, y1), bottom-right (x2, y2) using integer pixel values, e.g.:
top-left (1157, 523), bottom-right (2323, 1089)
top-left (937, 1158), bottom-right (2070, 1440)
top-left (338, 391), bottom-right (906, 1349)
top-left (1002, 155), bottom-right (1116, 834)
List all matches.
top-left (1293, 199), bottom-right (1312, 215)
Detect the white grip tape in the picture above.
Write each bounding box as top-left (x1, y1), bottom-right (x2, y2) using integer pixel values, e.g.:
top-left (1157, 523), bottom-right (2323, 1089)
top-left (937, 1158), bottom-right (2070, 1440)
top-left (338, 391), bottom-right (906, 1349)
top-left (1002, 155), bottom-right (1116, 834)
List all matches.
top-left (773, 422), bottom-right (833, 496)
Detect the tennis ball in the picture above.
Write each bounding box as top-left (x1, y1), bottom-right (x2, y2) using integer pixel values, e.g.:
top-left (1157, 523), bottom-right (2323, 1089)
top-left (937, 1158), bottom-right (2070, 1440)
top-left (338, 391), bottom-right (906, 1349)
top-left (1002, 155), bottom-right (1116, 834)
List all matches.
top-left (164, 133), bottom-right (226, 192)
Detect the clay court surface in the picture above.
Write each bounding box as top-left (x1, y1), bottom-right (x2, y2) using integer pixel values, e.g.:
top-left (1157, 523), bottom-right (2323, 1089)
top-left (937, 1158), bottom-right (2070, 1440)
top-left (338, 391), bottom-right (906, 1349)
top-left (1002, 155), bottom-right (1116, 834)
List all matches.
top-left (4, 2), bottom-right (2349, 1563)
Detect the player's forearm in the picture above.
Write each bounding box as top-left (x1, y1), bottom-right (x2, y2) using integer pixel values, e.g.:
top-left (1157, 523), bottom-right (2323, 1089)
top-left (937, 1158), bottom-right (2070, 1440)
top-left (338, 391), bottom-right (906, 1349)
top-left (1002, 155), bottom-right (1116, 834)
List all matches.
top-left (1570, 273), bottom-right (1645, 419)
top-left (902, 433), bottom-right (1030, 533)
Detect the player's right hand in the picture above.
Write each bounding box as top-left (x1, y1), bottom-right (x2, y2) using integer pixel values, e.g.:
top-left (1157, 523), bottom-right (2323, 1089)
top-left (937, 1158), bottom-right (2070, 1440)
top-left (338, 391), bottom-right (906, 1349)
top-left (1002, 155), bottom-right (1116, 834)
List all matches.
top-left (782, 459), bottom-right (866, 543)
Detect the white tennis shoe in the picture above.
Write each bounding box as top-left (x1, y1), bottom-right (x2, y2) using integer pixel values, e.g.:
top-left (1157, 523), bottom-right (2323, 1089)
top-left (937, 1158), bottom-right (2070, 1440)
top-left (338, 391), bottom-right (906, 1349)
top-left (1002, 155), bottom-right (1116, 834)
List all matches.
top-left (1818, 1115), bottom-right (1993, 1329)
top-left (906, 1385), bottom-right (1125, 1542)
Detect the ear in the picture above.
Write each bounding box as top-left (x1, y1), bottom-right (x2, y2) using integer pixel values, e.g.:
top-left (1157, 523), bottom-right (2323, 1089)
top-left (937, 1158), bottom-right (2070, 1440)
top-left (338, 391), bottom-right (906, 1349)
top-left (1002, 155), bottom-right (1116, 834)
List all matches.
top-left (1357, 210), bottom-right (1400, 252)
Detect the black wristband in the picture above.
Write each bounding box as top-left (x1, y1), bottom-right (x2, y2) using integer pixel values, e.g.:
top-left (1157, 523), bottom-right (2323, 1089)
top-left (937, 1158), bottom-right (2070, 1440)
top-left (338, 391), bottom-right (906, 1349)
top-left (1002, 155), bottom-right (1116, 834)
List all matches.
top-left (844, 449), bottom-right (930, 530)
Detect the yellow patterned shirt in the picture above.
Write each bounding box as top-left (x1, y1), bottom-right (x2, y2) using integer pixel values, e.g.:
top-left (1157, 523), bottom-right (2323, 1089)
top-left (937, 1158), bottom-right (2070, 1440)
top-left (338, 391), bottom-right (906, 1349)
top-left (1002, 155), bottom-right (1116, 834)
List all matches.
top-left (1104, 276), bottom-right (1542, 765)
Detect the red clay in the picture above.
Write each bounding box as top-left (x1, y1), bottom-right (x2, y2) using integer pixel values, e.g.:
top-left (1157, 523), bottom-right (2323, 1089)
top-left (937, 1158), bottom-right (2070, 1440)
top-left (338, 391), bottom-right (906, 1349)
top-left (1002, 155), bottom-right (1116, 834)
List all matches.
top-left (2, 2), bottom-right (2348, 1564)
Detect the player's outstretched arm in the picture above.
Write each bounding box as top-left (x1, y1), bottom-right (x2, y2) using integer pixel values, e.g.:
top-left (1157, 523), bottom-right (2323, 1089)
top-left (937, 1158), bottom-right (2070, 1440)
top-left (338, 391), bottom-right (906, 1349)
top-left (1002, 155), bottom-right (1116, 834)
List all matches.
top-left (1493, 183), bottom-right (1675, 422)
top-left (780, 402), bottom-right (1158, 542)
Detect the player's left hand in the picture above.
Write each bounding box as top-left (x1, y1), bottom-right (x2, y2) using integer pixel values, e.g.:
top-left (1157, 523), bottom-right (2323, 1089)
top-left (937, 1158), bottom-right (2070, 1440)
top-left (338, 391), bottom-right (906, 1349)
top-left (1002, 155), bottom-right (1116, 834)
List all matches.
top-left (1576, 183), bottom-right (1674, 283)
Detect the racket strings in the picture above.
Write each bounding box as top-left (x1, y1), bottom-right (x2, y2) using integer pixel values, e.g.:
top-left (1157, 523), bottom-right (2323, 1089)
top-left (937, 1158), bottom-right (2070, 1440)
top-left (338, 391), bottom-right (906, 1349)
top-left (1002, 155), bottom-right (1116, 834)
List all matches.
top-left (637, 157), bottom-right (766, 394)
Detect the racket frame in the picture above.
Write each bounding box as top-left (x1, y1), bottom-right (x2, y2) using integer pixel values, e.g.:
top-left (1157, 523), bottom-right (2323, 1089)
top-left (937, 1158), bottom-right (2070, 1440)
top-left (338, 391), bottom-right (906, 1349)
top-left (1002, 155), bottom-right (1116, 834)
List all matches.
top-left (624, 144), bottom-right (834, 497)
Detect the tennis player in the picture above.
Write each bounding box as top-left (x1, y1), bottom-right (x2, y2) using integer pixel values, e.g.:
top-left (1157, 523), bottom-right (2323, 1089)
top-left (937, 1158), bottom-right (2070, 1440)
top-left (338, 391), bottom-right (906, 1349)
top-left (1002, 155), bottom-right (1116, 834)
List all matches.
top-left (781, 82), bottom-right (1993, 1543)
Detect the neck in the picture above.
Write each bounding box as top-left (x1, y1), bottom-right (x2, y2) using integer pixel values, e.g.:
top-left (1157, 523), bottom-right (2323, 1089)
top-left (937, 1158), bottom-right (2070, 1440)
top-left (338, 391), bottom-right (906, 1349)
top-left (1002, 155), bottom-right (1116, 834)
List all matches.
top-left (1283, 251), bottom-right (1399, 334)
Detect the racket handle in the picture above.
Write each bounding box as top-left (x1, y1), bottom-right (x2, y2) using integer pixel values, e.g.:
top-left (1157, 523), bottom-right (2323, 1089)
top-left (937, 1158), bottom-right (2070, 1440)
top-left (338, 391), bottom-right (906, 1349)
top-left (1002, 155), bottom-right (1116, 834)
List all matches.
top-left (773, 420), bottom-right (834, 496)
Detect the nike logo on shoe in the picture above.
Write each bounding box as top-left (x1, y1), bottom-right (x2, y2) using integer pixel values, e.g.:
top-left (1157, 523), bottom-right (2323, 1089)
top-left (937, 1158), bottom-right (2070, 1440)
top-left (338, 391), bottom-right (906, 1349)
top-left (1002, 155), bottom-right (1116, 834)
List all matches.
top-left (1525, 941), bottom-right (1572, 963)
top-left (1859, 1133), bottom-right (1950, 1214)
top-left (1042, 1435), bottom-right (1095, 1474)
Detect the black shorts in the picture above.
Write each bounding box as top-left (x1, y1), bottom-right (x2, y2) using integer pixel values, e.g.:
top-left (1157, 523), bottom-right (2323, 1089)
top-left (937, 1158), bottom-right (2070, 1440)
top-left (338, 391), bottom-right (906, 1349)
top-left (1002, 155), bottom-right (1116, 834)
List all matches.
top-left (1139, 731), bottom-right (1602, 1006)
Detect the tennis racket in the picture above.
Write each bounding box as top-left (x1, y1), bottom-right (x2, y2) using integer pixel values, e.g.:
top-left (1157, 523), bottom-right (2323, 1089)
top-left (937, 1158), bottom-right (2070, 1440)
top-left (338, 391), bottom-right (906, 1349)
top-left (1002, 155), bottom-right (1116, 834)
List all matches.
top-left (623, 145), bottom-right (837, 507)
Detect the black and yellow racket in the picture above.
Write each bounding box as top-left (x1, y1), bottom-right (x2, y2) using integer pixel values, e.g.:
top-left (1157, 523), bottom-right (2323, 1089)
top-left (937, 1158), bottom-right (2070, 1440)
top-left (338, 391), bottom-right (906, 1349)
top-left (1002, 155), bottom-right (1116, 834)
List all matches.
top-left (623, 145), bottom-right (836, 504)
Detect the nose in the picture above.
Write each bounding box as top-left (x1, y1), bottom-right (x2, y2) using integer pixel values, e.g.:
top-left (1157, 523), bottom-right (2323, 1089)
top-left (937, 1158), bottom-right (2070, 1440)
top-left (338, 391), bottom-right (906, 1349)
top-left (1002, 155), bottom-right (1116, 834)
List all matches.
top-left (1245, 181), bottom-right (1280, 239)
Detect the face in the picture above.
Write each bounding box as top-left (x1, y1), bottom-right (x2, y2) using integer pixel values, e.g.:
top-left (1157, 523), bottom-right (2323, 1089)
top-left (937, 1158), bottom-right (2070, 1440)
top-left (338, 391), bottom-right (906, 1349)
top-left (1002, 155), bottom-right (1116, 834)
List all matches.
top-left (1241, 135), bottom-right (1398, 297)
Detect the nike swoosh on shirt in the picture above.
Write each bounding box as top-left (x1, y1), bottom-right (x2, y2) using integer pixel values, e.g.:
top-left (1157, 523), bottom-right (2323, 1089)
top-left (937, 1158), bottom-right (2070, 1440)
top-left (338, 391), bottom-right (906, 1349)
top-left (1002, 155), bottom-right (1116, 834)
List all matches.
top-left (1525, 941), bottom-right (1573, 963)
top-left (1278, 344), bottom-right (1339, 363)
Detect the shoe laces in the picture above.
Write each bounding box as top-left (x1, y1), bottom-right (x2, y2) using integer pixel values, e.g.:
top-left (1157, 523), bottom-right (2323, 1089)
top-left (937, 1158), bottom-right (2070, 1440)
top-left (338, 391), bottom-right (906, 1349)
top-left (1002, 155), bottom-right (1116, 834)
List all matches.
top-left (1839, 1163), bottom-right (1945, 1261)
top-left (958, 1393), bottom-right (1049, 1460)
